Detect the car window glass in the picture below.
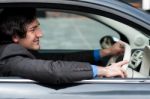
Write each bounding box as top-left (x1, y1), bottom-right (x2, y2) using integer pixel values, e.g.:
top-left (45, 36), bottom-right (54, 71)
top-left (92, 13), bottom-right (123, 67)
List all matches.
top-left (38, 10), bottom-right (120, 50)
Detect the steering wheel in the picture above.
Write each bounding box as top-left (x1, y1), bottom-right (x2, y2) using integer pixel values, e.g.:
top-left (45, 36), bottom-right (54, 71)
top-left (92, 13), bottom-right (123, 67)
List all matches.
top-left (107, 41), bottom-right (147, 78)
top-left (120, 42), bottom-right (146, 78)
top-left (121, 43), bottom-right (131, 71)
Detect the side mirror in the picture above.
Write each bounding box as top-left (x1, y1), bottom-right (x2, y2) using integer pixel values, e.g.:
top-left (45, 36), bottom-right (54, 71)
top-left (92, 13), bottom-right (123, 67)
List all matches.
top-left (100, 36), bottom-right (119, 49)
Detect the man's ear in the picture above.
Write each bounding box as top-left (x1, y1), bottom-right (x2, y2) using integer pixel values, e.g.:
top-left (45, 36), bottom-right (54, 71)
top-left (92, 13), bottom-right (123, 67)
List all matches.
top-left (12, 35), bottom-right (20, 43)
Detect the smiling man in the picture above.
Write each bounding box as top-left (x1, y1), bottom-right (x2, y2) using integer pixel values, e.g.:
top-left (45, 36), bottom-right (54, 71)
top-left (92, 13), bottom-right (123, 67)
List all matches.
top-left (13, 19), bottom-right (42, 50)
top-left (0, 8), bottom-right (128, 84)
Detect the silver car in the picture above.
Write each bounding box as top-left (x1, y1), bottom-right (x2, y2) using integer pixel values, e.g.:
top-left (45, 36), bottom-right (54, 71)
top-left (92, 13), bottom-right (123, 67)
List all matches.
top-left (0, 0), bottom-right (150, 98)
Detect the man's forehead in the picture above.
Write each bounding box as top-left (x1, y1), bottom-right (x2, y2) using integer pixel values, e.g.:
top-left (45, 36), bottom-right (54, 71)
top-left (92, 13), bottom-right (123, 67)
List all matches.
top-left (27, 19), bottom-right (39, 29)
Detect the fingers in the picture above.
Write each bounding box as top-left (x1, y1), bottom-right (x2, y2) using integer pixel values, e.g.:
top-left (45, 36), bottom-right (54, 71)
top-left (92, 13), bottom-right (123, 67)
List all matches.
top-left (116, 61), bottom-right (128, 78)
top-left (120, 71), bottom-right (125, 78)
top-left (114, 68), bottom-right (126, 78)
top-left (106, 61), bottom-right (128, 78)
top-left (111, 41), bottom-right (125, 55)
top-left (115, 60), bottom-right (128, 78)
top-left (117, 41), bottom-right (125, 46)
top-left (115, 41), bottom-right (125, 49)
top-left (122, 69), bottom-right (127, 78)
top-left (120, 68), bottom-right (127, 78)
top-left (111, 68), bottom-right (126, 78)
top-left (115, 60), bottom-right (128, 67)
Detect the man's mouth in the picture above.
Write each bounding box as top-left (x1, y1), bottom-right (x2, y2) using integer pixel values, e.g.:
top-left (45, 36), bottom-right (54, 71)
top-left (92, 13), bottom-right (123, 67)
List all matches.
top-left (34, 40), bottom-right (39, 44)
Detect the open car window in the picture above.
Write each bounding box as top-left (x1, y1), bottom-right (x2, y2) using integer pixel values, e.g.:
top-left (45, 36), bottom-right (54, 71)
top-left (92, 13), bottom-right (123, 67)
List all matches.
top-left (38, 10), bottom-right (120, 50)
top-left (0, 2), bottom-right (149, 85)
top-left (37, 9), bottom-right (150, 80)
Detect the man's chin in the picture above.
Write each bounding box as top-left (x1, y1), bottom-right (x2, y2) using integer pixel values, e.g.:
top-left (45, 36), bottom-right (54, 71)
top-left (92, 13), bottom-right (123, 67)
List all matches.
top-left (34, 46), bottom-right (40, 50)
top-left (31, 45), bottom-right (40, 50)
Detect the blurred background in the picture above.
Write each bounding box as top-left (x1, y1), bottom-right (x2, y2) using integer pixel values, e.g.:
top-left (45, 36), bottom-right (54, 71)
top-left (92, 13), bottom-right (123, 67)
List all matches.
top-left (122, 0), bottom-right (150, 13)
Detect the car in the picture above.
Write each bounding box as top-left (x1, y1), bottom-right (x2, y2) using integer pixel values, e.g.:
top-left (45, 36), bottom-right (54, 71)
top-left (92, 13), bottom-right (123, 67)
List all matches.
top-left (0, 0), bottom-right (150, 98)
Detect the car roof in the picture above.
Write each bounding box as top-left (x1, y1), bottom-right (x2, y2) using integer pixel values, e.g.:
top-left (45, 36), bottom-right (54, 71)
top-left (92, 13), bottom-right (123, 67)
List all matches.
top-left (81, 0), bottom-right (150, 24)
top-left (0, 0), bottom-right (149, 25)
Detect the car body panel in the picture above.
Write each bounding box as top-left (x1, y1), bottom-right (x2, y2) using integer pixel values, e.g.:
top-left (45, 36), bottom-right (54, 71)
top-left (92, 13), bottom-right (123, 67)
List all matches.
top-left (1, 78), bottom-right (150, 98)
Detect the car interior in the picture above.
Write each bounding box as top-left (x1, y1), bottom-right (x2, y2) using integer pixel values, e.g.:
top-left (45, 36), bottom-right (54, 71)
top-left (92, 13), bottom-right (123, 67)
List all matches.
top-left (35, 10), bottom-right (150, 78)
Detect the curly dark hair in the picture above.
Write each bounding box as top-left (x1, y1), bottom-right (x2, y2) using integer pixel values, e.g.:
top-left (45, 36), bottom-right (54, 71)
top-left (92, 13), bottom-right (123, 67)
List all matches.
top-left (0, 7), bottom-right (36, 44)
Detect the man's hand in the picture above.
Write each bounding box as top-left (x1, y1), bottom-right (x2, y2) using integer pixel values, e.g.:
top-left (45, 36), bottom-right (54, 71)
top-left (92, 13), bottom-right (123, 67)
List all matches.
top-left (100, 41), bottom-right (125, 57)
top-left (109, 41), bottom-right (125, 56)
top-left (98, 60), bottom-right (128, 78)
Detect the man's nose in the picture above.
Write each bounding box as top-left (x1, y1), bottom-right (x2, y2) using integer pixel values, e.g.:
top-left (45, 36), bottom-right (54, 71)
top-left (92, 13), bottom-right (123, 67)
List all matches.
top-left (36, 29), bottom-right (43, 37)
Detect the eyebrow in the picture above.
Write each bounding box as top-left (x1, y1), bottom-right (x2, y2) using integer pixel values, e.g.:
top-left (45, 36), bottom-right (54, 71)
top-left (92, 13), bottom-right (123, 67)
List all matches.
top-left (28, 22), bottom-right (40, 30)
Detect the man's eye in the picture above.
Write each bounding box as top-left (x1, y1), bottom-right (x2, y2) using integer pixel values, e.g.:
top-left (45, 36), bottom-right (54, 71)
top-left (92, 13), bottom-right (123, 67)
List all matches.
top-left (30, 29), bottom-right (35, 32)
top-left (28, 26), bottom-right (40, 33)
top-left (28, 28), bottom-right (35, 32)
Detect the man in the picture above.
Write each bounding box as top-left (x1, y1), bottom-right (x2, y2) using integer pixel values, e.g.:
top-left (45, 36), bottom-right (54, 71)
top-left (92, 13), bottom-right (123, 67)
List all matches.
top-left (0, 8), bottom-right (128, 84)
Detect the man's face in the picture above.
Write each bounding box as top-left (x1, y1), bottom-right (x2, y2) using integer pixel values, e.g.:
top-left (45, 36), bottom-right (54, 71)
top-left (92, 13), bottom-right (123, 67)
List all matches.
top-left (13, 19), bottom-right (43, 50)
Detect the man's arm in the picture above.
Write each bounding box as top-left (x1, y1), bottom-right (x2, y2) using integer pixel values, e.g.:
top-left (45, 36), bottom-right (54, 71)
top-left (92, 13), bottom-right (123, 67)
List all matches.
top-left (0, 43), bottom-right (127, 84)
top-left (100, 41), bottom-right (125, 58)
top-left (0, 44), bottom-right (93, 84)
top-left (4, 56), bottom-right (93, 84)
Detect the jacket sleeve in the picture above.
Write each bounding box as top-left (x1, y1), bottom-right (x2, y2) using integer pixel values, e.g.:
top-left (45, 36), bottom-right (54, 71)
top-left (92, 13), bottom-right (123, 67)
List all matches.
top-left (4, 56), bottom-right (93, 84)
top-left (0, 44), bottom-right (93, 84)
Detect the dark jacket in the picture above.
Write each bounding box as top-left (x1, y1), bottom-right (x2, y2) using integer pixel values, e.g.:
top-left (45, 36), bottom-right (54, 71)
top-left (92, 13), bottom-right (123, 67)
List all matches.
top-left (0, 44), bottom-right (93, 84)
